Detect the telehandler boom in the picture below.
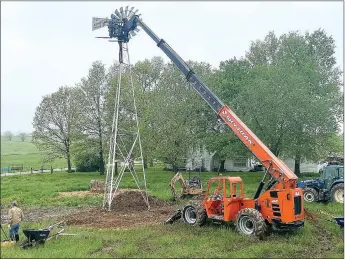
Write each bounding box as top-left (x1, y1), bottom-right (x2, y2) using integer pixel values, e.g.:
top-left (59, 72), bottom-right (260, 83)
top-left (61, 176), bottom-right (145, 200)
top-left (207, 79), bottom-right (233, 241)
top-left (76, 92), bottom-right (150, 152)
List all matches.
top-left (94, 7), bottom-right (305, 236)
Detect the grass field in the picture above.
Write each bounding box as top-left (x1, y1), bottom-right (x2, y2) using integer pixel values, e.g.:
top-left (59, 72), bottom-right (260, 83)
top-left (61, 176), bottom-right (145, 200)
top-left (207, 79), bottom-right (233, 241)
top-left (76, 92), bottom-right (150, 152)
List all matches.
top-left (1, 136), bottom-right (67, 171)
top-left (1, 169), bottom-right (344, 258)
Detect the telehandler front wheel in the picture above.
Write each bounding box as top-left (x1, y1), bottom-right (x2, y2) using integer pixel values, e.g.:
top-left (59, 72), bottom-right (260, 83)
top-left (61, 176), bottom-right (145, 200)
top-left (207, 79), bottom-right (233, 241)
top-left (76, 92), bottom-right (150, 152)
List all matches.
top-left (235, 208), bottom-right (267, 237)
top-left (182, 202), bottom-right (207, 227)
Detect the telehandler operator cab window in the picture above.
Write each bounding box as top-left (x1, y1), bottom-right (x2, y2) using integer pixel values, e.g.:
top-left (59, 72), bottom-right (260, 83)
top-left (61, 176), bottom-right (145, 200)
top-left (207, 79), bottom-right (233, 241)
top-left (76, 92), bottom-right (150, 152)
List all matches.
top-left (209, 180), bottom-right (223, 200)
top-left (226, 182), bottom-right (238, 198)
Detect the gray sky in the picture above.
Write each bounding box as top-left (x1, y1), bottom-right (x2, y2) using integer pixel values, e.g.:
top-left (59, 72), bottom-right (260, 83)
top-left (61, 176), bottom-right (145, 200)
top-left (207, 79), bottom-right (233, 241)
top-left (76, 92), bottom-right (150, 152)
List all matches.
top-left (1, 1), bottom-right (343, 134)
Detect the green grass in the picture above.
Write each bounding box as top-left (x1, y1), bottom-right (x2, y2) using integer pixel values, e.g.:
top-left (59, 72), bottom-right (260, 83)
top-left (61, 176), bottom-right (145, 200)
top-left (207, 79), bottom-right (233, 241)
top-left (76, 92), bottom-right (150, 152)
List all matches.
top-left (1, 136), bottom-right (67, 170)
top-left (1, 169), bottom-right (344, 258)
top-left (0, 169), bottom-right (264, 207)
top-left (1, 218), bottom-right (343, 258)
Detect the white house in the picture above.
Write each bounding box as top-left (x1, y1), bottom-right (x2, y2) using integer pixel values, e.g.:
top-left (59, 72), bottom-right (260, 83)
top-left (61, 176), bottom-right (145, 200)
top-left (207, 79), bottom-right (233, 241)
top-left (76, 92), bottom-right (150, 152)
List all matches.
top-left (282, 158), bottom-right (324, 174)
top-left (184, 145), bottom-right (323, 173)
top-left (184, 145), bottom-right (253, 172)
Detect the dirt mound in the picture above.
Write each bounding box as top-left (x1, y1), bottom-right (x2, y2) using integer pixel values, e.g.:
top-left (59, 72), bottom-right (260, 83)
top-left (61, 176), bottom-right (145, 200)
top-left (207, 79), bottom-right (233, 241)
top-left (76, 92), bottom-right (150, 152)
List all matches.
top-left (110, 190), bottom-right (170, 212)
top-left (64, 190), bottom-right (175, 229)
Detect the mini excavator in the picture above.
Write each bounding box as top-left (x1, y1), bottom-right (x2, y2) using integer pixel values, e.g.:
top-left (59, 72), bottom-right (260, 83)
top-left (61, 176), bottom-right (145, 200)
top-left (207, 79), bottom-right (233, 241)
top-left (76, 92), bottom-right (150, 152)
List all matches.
top-left (169, 172), bottom-right (203, 200)
top-left (92, 6), bottom-right (305, 237)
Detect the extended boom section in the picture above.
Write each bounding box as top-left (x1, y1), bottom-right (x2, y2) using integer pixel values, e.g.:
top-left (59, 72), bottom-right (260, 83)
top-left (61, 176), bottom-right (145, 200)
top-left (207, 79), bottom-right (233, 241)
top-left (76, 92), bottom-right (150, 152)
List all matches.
top-left (137, 18), bottom-right (298, 189)
top-left (138, 19), bottom-right (224, 112)
top-left (218, 106), bottom-right (298, 189)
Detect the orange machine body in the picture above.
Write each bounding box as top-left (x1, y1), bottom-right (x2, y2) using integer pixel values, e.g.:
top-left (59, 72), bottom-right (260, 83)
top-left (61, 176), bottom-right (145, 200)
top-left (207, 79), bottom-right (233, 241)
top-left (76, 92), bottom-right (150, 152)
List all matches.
top-left (202, 176), bottom-right (304, 226)
top-left (217, 105), bottom-right (298, 190)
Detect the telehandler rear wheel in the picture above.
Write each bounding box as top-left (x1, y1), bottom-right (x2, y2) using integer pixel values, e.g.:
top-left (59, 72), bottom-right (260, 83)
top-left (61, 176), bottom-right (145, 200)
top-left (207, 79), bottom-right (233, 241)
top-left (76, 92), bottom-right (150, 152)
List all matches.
top-left (235, 208), bottom-right (267, 237)
top-left (182, 202), bottom-right (207, 227)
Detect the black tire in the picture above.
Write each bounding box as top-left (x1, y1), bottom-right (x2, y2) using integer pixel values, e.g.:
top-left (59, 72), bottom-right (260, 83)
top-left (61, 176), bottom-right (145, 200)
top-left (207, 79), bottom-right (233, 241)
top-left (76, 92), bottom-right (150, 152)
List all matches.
top-left (182, 202), bottom-right (207, 227)
top-left (331, 183), bottom-right (344, 203)
top-left (235, 208), bottom-right (267, 237)
top-left (303, 188), bottom-right (319, 202)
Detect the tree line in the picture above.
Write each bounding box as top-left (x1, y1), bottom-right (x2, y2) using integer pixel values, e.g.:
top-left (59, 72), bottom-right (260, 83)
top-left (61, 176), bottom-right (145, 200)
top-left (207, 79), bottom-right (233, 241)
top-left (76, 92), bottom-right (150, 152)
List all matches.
top-left (32, 29), bottom-right (344, 175)
top-left (2, 131), bottom-right (30, 142)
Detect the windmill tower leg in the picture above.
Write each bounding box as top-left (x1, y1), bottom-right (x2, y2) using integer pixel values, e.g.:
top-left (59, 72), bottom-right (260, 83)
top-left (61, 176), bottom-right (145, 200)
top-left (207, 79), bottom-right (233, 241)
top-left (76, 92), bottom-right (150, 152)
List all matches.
top-left (103, 42), bottom-right (150, 211)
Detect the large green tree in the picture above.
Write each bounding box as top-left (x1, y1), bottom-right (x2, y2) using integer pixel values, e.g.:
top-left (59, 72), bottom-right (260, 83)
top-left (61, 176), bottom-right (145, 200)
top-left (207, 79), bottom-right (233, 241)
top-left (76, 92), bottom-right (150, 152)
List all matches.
top-left (145, 60), bottom-right (214, 170)
top-left (75, 61), bottom-right (108, 175)
top-left (133, 57), bottom-right (165, 167)
top-left (239, 29), bottom-right (343, 174)
top-left (201, 57), bottom-right (253, 169)
top-left (32, 86), bottom-right (80, 172)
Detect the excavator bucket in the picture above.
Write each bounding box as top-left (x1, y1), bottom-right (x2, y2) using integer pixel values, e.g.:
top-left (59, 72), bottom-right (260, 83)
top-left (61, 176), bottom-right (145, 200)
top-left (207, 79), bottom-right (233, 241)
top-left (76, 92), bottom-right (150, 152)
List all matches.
top-left (164, 209), bottom-right (182, 224)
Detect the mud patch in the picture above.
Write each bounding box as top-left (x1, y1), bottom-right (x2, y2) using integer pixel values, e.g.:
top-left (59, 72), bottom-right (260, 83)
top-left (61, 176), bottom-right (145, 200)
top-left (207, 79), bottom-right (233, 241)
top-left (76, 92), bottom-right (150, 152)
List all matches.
top-left (65, 190), bottom-right (175, 228)
top-left (59, 191), bottom-right (102, 197)
top-left (89, 240), bottom-right (122, 257)
top-left (304, 209), bottom-right (318, 222)
top-left (1, 207), bottom-right (82, 224)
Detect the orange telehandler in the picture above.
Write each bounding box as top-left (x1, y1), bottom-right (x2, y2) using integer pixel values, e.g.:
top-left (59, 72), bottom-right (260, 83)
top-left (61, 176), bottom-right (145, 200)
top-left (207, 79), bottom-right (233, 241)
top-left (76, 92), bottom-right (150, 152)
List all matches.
top-left (97, 7), bottom-right (305, 237)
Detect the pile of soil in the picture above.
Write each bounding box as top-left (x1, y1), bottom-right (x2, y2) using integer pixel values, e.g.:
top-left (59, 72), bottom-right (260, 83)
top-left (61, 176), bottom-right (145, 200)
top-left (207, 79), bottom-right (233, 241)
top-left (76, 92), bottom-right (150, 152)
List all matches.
top-left (110, 190), bottom-right (171, 212)
top-left (64, 190), bottom-right (176, 229)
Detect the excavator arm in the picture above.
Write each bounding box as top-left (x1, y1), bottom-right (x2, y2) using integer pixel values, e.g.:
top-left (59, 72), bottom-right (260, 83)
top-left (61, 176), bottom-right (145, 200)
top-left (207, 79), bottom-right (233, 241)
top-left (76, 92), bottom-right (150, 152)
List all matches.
top-left (169, 172), bottom-right (203, 200)
top-left (115, 16), bottom-right (298, 191)
top-left (169, 172), bottom-right (188, 200)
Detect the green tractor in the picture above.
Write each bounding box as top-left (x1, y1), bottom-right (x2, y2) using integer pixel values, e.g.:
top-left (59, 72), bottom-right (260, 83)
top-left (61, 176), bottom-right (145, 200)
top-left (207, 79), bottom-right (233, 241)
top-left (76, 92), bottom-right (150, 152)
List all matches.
top-left (297, 165), bottom-right (344, 203)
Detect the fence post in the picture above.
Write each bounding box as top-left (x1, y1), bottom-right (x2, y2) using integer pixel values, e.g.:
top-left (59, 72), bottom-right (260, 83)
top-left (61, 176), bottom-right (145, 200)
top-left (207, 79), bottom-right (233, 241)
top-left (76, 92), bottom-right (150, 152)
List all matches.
top-left (31, 167), bottom-right (33, 174)
top-left (50, 166), bottom-right (53, 174)
top-left (41, 166), bottom-right (43, 173)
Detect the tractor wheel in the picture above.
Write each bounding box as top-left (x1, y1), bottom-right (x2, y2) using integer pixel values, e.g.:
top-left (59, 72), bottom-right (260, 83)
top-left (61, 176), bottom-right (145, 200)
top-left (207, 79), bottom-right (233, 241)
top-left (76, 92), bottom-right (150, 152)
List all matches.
top-left (235, 208), bottom-right (267, 237)
top-left (331, 183), bottom-right (344, 203)
top-left (182, 202), bottom-right (207, 227)
top-left (303, 188), bottom-right (319, 202)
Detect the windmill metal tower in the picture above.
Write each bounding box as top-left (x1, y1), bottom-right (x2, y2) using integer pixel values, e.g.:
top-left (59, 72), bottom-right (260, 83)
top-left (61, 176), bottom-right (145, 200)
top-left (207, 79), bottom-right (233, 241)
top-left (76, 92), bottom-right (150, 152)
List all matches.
top-left (92, 7), bottom-right (150, 211)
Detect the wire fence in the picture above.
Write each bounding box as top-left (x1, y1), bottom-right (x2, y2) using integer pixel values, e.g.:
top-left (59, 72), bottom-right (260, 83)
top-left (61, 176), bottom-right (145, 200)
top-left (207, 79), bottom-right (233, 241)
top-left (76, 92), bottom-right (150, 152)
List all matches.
top-left (0, 164), bottom-right (76, 175)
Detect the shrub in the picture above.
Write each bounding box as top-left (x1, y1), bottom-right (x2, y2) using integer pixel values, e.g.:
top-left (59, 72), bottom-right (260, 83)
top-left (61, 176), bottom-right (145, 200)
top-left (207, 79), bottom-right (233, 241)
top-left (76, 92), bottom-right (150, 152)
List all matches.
top-left (74, 151), bottom-right (101, 172)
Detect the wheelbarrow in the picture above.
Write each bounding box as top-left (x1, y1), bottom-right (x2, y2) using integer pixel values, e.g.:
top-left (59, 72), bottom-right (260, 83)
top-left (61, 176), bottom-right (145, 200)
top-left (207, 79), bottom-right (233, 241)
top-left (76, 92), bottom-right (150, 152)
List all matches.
top-left (20, 221), bottom-right (66, 249)
top-left (20, 229), bottom-right (50, 249)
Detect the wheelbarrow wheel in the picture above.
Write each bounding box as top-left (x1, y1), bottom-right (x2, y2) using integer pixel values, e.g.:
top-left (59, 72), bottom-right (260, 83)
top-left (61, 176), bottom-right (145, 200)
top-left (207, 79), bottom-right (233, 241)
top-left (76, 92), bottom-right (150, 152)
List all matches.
top-left (20, 240), bottom-right (32, 249)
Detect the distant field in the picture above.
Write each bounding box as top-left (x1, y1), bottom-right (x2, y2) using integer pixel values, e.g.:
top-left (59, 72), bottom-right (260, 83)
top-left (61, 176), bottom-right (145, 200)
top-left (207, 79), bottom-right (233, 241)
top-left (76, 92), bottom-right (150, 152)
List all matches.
top-left (1, 136), bottom-right (67, 170)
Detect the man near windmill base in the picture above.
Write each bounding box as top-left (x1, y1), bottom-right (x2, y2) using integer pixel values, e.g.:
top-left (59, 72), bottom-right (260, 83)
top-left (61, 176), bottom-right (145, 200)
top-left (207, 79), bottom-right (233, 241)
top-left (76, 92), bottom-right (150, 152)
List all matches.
top-left (8, 201), bottom-right (24, 242)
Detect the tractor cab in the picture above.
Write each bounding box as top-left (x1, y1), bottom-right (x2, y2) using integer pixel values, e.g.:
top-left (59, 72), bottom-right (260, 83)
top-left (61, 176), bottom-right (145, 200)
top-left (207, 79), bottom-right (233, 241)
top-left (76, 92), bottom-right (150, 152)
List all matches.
top-left (298, 165), bottom-right (344, 203)
top-left (321, 165), bottom-right (343, 182)
top-left (202, 176), bottom-right (248, 221)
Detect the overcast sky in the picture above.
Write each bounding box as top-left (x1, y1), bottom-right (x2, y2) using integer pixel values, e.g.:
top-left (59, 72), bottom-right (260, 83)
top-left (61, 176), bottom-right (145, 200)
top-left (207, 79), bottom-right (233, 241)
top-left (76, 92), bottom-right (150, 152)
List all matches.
top-left (1, 1), bottom-right (343, 134)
